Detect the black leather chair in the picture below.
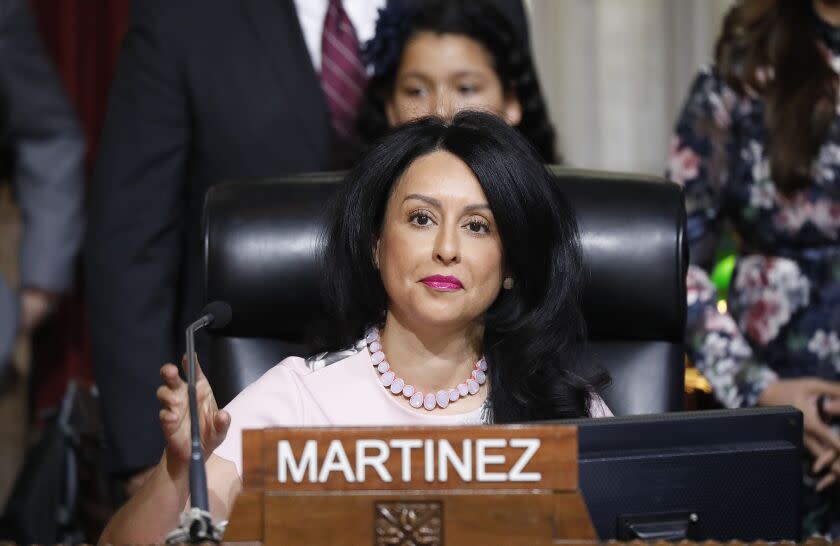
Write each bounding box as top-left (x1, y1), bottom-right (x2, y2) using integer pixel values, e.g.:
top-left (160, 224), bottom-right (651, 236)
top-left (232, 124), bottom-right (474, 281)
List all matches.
top-left (202, 166), bottom-right (687, 416)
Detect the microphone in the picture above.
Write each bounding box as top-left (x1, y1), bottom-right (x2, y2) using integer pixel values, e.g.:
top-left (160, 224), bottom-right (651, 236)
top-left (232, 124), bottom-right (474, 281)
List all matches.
top-left (166, 301), bottom-right (232, 544)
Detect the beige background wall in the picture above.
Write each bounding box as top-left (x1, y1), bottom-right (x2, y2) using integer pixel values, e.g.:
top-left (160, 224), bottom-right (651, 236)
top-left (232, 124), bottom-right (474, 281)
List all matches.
top-left (526, 0), bottom-right (734, 175)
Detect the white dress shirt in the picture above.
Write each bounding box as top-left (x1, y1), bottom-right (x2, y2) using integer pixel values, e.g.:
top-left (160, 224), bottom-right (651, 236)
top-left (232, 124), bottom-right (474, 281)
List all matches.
top-left (293, 0), bottom-right (386, 73)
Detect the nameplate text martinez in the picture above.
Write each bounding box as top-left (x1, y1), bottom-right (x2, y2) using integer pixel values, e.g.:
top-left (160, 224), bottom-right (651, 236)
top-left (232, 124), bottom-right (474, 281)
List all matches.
top-left (276, 438), bottom-right (542, 484)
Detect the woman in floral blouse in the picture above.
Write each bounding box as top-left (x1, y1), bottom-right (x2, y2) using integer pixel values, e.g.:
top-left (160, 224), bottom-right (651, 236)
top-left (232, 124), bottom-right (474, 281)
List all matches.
top-left (668, 0), bottom-right (840, 533)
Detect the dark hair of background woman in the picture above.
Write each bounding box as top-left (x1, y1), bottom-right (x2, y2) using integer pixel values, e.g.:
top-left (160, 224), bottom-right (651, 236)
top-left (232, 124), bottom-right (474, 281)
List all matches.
top-left (355, 0), bottom-right (559, 164)
top-left (716, 0), bottom-right (838, 195)
top-left (319, 111), bottom-right (607, 422)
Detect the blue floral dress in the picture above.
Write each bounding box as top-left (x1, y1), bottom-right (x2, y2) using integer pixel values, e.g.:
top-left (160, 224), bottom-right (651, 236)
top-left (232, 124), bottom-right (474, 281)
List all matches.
top-left (669, 17), bottom-right (840, 534)
top-left (668, 44), bottom-right (840, 412)
top-left (667, 17), bottom-right (840, 534)
top-left (668, 29), bottom-right (840, 414)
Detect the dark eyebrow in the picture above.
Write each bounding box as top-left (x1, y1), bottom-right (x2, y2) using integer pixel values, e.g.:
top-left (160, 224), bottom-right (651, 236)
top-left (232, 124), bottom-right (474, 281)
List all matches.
top-left (463, 203), bottom-right (491, 213)
top-left (451, 70), bottom-right (488, 79)
top-left (398, 72), bottom-right (433, 83)
top-left (403, 194), bottom-right (490, 213)
top-left (403, 194), bottom-right (441, 207)
top-left (400, 70), bottom-right (486, 80)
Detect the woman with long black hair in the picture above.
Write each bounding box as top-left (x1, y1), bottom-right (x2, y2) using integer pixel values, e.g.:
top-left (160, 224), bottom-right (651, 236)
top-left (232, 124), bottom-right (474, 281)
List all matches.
top-left (99, 112), bottom-right (609, 544)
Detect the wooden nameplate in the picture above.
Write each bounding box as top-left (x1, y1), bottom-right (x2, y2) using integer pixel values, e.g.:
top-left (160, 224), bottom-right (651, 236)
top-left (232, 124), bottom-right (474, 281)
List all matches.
top-left (224, 424), bottom-right (594, 545)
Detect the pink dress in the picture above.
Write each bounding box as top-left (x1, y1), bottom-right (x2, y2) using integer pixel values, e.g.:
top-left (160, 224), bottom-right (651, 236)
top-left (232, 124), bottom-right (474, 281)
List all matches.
top-left (214, 346), bottom-right (611, 477)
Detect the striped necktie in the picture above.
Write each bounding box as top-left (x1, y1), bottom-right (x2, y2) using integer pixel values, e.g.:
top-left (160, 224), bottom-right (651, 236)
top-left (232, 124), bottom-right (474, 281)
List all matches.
top-left (320, 0), bottom-right (367, 140)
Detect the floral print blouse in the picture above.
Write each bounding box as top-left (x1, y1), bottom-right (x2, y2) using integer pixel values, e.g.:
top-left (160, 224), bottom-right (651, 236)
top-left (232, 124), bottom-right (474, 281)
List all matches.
top-left (668, 26), bottom-right (840, 409)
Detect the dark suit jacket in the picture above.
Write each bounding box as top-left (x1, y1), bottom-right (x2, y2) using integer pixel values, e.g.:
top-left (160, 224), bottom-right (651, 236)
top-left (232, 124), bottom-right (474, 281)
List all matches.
top-left (86, 0), bottom-right (337, 474)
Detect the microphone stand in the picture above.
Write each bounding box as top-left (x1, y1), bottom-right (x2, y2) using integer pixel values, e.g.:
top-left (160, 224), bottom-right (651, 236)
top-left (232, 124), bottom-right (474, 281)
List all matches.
top-left (165, 314), bottom-right (226, 544)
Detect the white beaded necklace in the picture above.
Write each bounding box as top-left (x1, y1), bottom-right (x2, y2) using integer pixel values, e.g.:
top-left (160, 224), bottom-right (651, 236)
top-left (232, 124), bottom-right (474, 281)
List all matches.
top-left (365, 327), bottom-right (487, 411)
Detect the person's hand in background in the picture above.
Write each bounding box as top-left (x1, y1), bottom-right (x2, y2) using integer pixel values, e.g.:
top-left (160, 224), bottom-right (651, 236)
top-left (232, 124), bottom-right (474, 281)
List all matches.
top-left (759, 378), bottom-right (840, 491)
top-left (19, 286), bottom-right (58, 335)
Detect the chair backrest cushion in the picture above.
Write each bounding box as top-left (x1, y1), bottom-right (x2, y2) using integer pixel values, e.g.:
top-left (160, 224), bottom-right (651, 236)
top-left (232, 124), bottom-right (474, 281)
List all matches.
top-left (203, 167), bottom-right (687, 415)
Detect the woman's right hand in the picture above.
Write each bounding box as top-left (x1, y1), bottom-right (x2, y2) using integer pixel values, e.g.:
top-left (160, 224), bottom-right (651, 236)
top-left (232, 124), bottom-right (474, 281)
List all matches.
top-left (157, 355), bottom-right (231, 470)
top-left (758, 378), bottom-right (840, 490)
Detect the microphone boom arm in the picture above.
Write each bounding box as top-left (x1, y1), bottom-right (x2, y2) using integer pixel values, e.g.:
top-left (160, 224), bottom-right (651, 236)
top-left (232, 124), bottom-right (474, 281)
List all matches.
top-left (166, 308), bottom-right (228, 544)
top-left (186, 316), bottom-right (210, 513)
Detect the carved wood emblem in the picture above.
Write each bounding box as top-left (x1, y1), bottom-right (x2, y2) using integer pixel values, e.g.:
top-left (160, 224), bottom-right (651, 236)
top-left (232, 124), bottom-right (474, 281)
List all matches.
top-left (374, 501), bottom-right (443, 545)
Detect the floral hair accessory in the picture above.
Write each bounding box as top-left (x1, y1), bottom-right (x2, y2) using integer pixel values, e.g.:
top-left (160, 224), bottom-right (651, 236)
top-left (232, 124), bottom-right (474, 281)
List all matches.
top-left (362, 0), bottom-right (416, 77)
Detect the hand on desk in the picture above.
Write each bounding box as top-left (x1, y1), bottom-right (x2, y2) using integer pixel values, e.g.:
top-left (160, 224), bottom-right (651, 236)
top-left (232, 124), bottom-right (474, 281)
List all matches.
top-left (157, 355), bottom-right (231, 468)
top-left (758, 378), bottom-right (840, 491)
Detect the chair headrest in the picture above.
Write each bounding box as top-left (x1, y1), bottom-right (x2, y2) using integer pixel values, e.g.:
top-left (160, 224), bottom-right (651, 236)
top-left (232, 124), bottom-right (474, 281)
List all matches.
top-left (203, 167), bottom-right (687, 342)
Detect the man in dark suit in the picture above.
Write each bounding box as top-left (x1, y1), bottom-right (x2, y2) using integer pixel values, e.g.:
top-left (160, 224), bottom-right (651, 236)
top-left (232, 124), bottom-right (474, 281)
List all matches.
top-left (86, 0), bottom-right (356, 485)
top-left (87, 0), bottom-right (531, 490)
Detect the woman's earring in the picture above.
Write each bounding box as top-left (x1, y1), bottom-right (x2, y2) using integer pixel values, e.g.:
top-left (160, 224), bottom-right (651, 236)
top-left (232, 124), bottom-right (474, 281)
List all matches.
top-left (503, 277), bottom-right (514, 290)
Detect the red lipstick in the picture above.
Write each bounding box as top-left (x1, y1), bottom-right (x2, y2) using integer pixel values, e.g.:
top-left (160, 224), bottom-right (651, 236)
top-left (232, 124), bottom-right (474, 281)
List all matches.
top-left (420, 275), bottom-right (463, 291)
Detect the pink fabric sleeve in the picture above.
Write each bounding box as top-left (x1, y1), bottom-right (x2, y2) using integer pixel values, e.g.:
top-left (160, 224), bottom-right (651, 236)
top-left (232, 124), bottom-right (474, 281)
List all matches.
top-left (212, 357), bottom-right (311, 478)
